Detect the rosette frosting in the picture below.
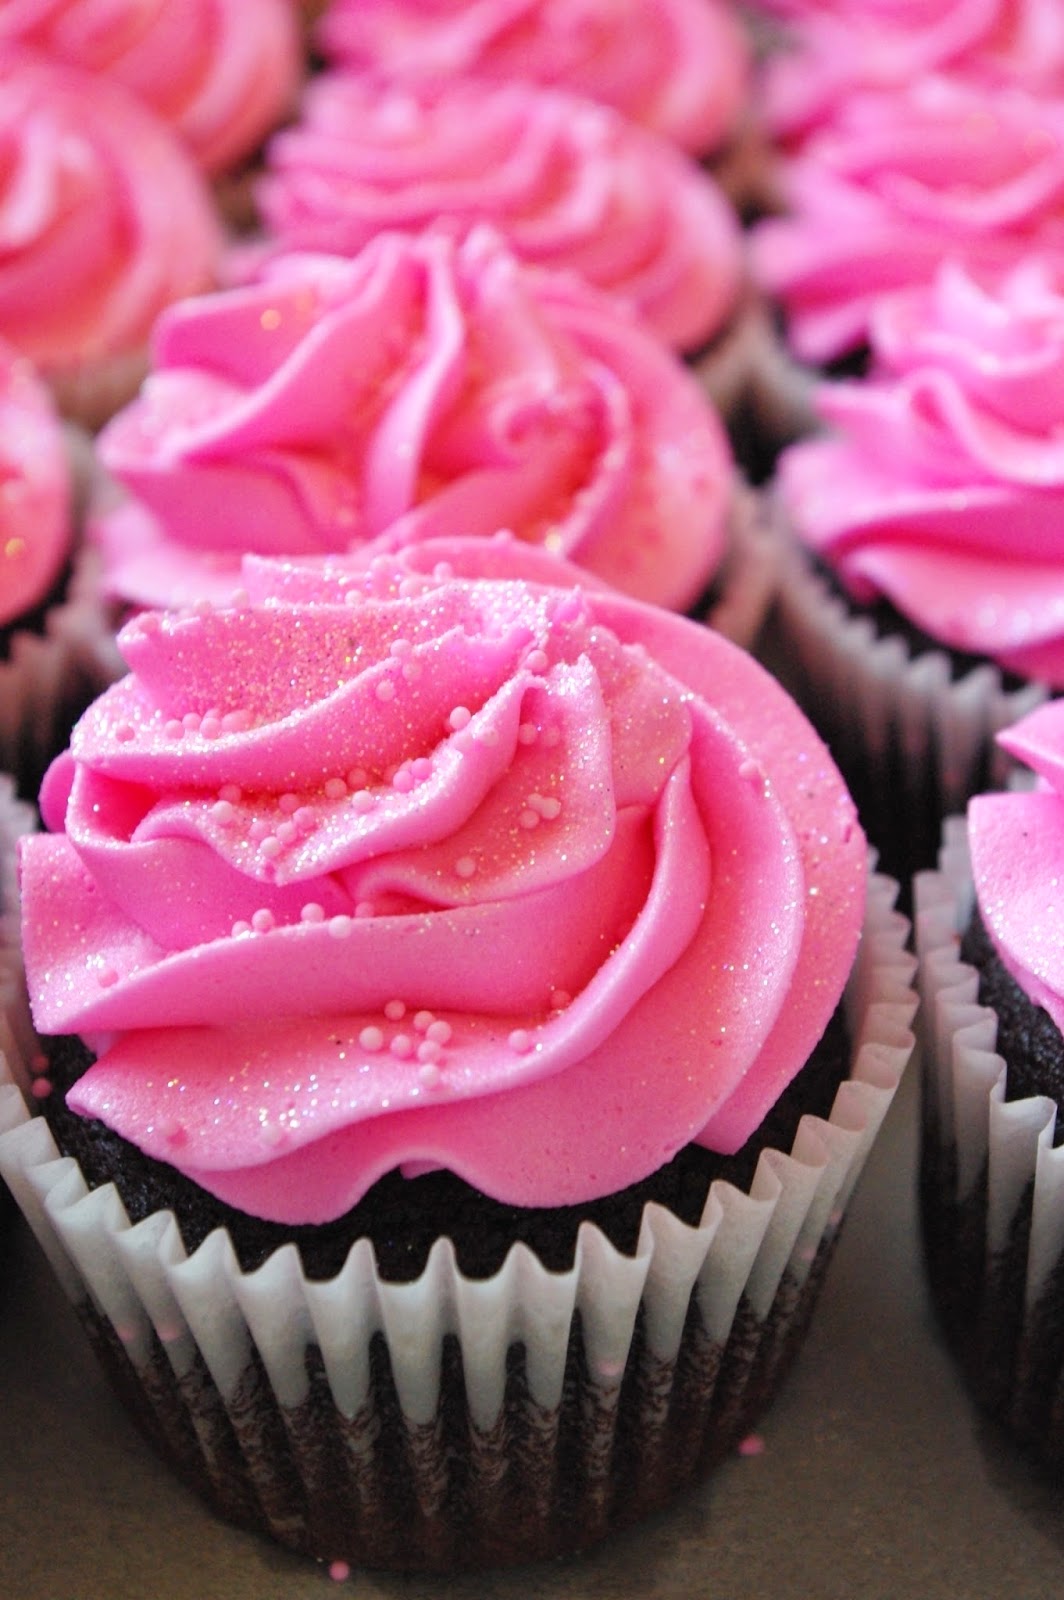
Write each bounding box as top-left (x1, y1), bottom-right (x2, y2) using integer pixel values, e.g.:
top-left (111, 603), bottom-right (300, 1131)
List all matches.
top-left (0, 0), bottom-right (301, 176)
top-left (315, 0), bottom-right (749, 158)
top-left (751, 75), bottom-right (1064, 362)
top-left (93, 228), bottom-right (734, 613)
top-left (763, 0), bottom-right (1064, 144)
top-left (249, 74), bottom-right (744, 356)
top-left (777, 258), bottom-right (1064, 686)
top-left (0, 48), bottom-right (222, 383)
top-left (0, 341), bottom-right (72, 630)
top-left (20, 540), bottom-right (866, 1224)
top-left (969, 699), bottom-right (1064, 1034)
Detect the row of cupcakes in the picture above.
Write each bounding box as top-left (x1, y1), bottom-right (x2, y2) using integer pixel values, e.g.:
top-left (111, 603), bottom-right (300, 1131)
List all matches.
top-left (0, 0), bottom-right (921, 1576)
top-left (748, 0), bottom-right (1064, 1480)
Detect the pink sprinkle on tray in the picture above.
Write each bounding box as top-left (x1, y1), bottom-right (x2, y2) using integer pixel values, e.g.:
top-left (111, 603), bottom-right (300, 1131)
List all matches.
top-left (738, 1434), bottom-right (766, 1458)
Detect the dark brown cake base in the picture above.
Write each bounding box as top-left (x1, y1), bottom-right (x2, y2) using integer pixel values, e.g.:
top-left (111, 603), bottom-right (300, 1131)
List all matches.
top-left (73, 1226), bottom-right (840, 1572)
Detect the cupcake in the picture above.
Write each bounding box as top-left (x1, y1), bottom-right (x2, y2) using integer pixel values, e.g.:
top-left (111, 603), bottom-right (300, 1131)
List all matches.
top-left (0, 341), bottom-right (121, 799)
top-left (0, 46), bottom-right (223, 430)
top-left (746, 73), bottom-right (1064, 459)
top-left (766, 257), bottom-right (1060, 891)
top-left (0, 541), bottom-right (914, 1571)
top-left (0, 0), bottom-right (304, 229)
top-left (915, 697), bottom-right (1064, 1467)
top-left (91, 227), bottom-right (775, 645)
top-left (239, 73), bottom-right (761, 418)
top-left (760, 0), bottom-right (1064, 151)
top-left (314, 0), bottom-right (752, 166)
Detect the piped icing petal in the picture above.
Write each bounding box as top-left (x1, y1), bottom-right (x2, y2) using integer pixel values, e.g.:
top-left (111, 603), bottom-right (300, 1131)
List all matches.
top-left (0, 46), bottom-right (221, 382)
top-left (776, 258), bottom-right (1064, 685)
top-left (246, 74), bottom-right (744, 356)
top-left (0, 0), bottom-right (301, 176)
top-left (20, 540), bottom-right (866, 1222)
top-left (0, 340), bottom-right (72, 628)
top-left (92, 229), bottom-right (734, 613)
top-left (314, 0), bottom-right (750, 158)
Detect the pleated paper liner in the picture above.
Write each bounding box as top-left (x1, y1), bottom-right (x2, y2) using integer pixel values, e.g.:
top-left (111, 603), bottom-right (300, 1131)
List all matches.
top-left (767, 538), bottom-right (1047, 900)
top-left (0, 870), bottom-right (914, 1572)
top-left (916, 821), bottom-right (1064, 1467)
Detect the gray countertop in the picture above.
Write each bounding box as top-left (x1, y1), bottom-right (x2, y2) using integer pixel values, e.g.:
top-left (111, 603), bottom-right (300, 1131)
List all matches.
top-left (3, 1064), bottom-right (1064, 1600)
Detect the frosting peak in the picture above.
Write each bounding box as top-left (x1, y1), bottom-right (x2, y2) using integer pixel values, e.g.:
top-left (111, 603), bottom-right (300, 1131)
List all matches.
top-left (22, 541), bottom-right (866, 1223)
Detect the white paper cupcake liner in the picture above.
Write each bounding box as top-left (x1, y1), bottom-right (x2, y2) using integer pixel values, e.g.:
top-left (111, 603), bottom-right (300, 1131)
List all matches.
top-left (915, 823), bottom-right (1064, 1460)
top-left (768, 537), bottom-right (1047, 896)
top-left (0, 869), bottom-right (914, 1570)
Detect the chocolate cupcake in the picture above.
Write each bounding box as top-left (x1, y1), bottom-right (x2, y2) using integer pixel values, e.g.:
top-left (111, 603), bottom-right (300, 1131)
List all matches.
top-left (916, 698), bottom-right (1064, 1466)
top-left (766, 258), bottom-right (1061, 893)
top-left (1, 541), bottom-right (914, 1571)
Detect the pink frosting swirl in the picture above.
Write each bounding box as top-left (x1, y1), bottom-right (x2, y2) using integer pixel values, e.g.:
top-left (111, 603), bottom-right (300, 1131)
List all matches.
top-left (777, 258), bottom-right (1064, 685)
top-left (0, 340), bottom-right (72, 629)
top-left (969, 699), bottom-right (1064, 1033)
top-left (248, 73), bottom-right (744, 356)
top-left (315, 0), bottom-right (749, 157)
top-left (0, 48), bottom-right (222, 382)
top-left (763, 0), bottom-right (1064, 144)
top-left (751, 75), bottom-right (1064, 363)
top-left (20, 540), bottom-right (866, 1224)
top-left (93, 229), bottom-right (735, 613)
top-left (0, 0), bottom-right (301, 177)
